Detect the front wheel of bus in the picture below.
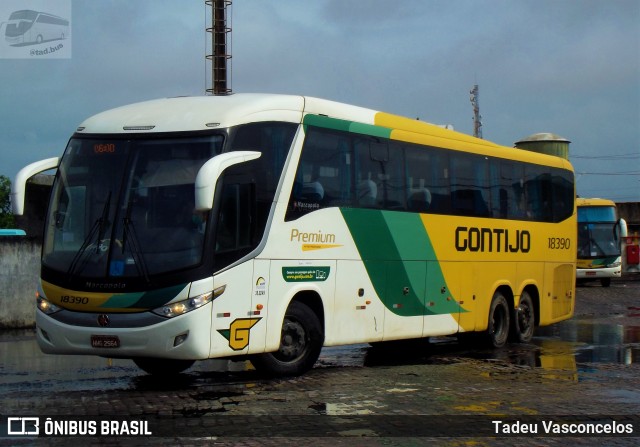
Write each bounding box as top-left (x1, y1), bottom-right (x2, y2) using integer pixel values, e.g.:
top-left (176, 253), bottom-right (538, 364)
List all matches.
top-left (487, 292), bottom-right (510, 348)
top-left (133, 358), bottom-right (195, 376)
top-left (251, 301), bottom-right (324, 377)
top-left (511, 291), bottom-right (535, 343)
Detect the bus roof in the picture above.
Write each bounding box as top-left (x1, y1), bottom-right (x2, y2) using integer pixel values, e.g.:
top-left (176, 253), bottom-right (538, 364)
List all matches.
top-left (75, 94), bottom-right (572, 170)
top-left (9, 10), bottom-right (66, 20)
top-left (576, 197), bottom-right (616, 207)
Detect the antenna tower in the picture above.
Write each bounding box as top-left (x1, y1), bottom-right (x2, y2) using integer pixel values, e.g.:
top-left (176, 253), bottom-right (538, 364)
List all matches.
top-left (206, 0), bottom-right (232, 95)
top-left (470, 84), bottom-right (483, 138)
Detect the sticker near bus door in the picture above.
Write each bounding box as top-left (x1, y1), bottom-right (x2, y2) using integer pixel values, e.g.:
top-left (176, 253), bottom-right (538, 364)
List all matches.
top-left (218, 318), bottom-right (262, 351)
top-left (282, 266), bottom-right (330, 282)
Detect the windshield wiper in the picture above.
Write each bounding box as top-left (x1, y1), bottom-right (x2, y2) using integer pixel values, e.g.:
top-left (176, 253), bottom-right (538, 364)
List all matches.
top-left (66, 192), bottom-right (111, 281)
top-left (122, 200), bottom-right (151, 285)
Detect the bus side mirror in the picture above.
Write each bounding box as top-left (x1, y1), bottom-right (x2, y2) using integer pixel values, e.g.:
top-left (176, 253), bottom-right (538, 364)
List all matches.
top-left (615, 218), bottom-right (628, 248)
top-left (194, 151), bottom-right (261, 211)
top-left (12, 157), bottom-right (60, 215)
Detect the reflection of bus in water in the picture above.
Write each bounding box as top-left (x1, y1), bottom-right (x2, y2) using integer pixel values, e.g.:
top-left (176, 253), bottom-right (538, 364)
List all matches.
top-left (5, 10), bottom-right (69, 46)
top-left (576, 198), bottom-right (627, 287)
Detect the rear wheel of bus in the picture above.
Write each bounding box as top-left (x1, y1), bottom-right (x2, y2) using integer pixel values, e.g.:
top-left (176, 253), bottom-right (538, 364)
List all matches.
top-left (251, 301), bottom-right (324, 377)
top-left (510, 290), bottom-right (535, 343)
top-left (487, 291), bottom-right (510, 348)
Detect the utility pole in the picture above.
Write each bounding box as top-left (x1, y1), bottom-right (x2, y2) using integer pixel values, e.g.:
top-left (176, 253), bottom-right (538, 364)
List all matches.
top-left (206, 0), bottom-right (232, 95)
top-left (470, 84), bottom-right (482, 139)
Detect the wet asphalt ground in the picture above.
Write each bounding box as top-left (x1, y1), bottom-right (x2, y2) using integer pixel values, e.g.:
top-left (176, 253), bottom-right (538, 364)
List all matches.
top-left (1, 275), bottom-right (639, 446)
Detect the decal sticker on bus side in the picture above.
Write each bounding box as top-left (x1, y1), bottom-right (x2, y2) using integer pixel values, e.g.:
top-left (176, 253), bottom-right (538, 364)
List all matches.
top-left (217, 318), bottom-right (262, 351)
top-left (282, 267), bottom-right (331, 282)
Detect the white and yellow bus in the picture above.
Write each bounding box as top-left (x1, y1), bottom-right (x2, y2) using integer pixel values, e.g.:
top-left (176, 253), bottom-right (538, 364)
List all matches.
top-left (13, 94), bottom-right (576, 376)
top-left (576, 197), bottom-right (626, 287)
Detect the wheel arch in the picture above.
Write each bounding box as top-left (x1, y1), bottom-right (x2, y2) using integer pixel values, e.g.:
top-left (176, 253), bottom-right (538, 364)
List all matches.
top-left (495, 284), bottom-right (515, 314)
top-left (288, 289), bottom-right (325, 336)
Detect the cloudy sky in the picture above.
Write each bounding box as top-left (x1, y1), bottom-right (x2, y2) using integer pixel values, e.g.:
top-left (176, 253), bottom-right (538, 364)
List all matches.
top-left (1, 0), bottom-right (638, 202)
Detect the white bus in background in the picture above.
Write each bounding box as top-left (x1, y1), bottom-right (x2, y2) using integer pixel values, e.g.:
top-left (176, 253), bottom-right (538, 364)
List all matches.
top-left (5, 10), bottom-right (69, 46)
top-left (576, 198), bottom-right (627, 287)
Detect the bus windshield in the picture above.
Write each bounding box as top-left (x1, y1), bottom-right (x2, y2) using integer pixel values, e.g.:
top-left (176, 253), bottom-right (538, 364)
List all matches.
top-left (577, 206), bottom-right (620, 258)
top-left (5, 10), bottom-right (38, 37)
top-left (43, 135), bottom-right (223, 281)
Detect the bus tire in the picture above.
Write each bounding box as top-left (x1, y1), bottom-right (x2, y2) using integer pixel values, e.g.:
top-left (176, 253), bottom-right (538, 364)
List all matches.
top-left (511, 291), bottom-right (535, 343)
top-left (487, 292), bottom-right (510, 348)
top-left (133, 357), bottom-right (194, 375)
top-left (251, 301), bottom-right (324, 377)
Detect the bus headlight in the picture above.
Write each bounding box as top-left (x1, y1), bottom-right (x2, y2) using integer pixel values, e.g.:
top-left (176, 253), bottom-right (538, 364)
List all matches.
top-left (607, 261), bottom-right (621, 268)
top-left (37, 296), bottom-right (61, 315)
top-left (152, 291), bottom-right (213, 318)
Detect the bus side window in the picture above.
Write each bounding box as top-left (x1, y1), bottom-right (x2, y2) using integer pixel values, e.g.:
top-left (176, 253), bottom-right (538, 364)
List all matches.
top-left (450, 153), bottom-right (490, 217)
top-left (552, 170), bottom-right (574, 222)
top-left (354, 137), bottom-right (404, 210)
top-left (286, 127), bottom-right (353, 220)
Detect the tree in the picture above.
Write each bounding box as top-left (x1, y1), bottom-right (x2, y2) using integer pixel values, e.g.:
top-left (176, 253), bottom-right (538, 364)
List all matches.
top-left (0, 175), bottom-right (16, 228)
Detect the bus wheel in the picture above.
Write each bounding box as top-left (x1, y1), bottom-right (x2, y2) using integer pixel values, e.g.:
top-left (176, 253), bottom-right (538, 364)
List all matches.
top-left (251, 301), bottom-right (324, 377)
top-left (487, 292), bottom-right (510, 348)
top-left (511, 291), bottom-right (535, 343)
top-left (133, 358), bottom-right (194, 375)
top-left (601, 278), bottom-right (611, 287)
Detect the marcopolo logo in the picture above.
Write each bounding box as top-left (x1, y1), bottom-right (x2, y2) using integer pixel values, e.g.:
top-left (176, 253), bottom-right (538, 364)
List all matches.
top-left (0, 0), bottom-right (72, 59)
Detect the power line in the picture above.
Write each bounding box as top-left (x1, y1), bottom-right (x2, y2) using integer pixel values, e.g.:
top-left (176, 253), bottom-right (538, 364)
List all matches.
top-left (576, 171), bottom-right (640, 176)
top-left (572, 153), bottom-right (639, 160)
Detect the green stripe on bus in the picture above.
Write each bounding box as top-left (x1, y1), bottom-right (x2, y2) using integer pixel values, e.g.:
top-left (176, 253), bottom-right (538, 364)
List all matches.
top-left (303, 114), bottom-right (392, 139)
top-left (340, 208), bottom-right (464, 316)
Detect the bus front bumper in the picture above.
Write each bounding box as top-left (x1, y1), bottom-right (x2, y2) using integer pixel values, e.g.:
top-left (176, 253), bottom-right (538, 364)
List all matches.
top-left (576, 266), bottom-right (622, 280)
top-left (35, 304), bottom-right (213, 360)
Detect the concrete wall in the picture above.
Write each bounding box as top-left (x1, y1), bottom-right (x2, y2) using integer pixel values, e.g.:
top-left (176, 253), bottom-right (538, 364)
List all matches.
top-left (0, 237), bottom-right (40, 328)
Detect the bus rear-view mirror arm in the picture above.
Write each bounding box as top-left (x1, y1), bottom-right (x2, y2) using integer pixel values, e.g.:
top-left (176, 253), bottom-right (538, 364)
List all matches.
top-left (12, 157), bottom-right (60, 215)
top-left (195, 151), bottom-right (261, 211)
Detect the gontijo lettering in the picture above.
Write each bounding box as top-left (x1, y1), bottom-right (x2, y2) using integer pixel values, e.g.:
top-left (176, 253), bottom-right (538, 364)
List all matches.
top-left (455, 226), bottom-right (531, 253)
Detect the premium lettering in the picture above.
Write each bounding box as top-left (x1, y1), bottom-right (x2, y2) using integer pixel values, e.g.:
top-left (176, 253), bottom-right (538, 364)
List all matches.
top-left (455, 226), bottom-right (531, 253)
top-left (290, 229), bottom-right (336, 244)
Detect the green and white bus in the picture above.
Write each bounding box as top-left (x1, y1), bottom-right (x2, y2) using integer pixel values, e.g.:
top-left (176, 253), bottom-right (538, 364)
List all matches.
top-left (13, 94), bottom-right (576, 376)
top-left (576, 197), bottom-right (626, 287)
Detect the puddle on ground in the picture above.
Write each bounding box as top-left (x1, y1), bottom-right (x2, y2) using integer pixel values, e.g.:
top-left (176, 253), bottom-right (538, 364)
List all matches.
top-left (317, 319), bottom-right (640, 381)
top-left (2, 317), bottom-right (638, 393)
top-left (536, 320), bottom-right (640, 365)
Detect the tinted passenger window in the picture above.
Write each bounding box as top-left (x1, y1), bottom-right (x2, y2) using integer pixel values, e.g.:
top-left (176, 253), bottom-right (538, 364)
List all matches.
top-left (286, 123), bottom-right (574, 224)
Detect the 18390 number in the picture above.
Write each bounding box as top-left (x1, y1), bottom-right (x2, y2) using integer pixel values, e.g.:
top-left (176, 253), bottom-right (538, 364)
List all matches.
top-left (60, 295), bottom-right (89, 305)
top-left (548, 237), bottom-right (571, 250)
